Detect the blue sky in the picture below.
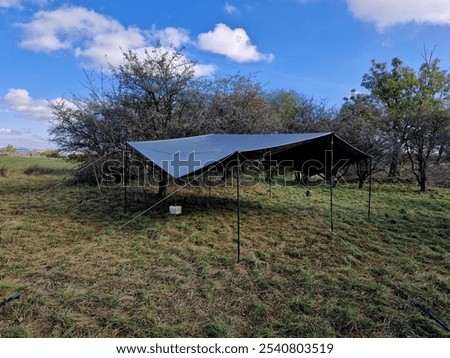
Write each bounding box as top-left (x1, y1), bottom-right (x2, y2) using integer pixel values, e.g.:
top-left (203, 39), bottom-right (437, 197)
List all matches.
top-left (1, 0), bottom-right (449, 149)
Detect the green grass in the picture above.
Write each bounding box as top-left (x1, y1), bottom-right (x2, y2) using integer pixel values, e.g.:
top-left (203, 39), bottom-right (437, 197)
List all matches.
top-left (0, 155), bottom-right (74, 172)
top-left (0, 157), bottom-right (449, 337)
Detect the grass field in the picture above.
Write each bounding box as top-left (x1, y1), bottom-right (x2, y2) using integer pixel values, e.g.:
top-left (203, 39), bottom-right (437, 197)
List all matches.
top-left (0, 155), bottom-right (75, 173)
top-left (0, 156), bottom-right (449, 337)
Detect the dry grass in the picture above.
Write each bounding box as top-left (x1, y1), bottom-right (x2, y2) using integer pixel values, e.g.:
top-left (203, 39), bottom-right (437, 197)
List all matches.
top-left (23, 164), bottom-right (72, 176)
top-left (0, 158), bottom-right (449, 337)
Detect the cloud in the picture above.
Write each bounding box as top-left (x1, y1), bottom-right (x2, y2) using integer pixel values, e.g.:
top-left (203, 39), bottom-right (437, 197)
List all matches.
top-left (197, 23), bottom-right (274, 63)
top-left (346, 0), bottom-right (450, 29)
top-left (17, 6), bottom-right (216, 75)
top-left (0, 0), bottom-right (21, 8)
top-left (0, 0), bottom-right (51, 10)
top-left (0, 128), bottom-right (31, 135)
top-left (153, 27), bottom-right (191, 47)
top-left (224, 2), bottom-right (240, 15)
top-left (3, 88), bottom-right (53, 121)
top-left (0, 129), bottom-right (50, 149)
top-left (18, 6), bottom-right (147, 67)
top-left (193, 63), bottom-right (217, 77)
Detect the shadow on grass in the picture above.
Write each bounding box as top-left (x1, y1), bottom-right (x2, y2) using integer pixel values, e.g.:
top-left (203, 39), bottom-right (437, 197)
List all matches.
top-left (21, 178), bottom-right (329, 234)
top-left (23, 164), bottom-right (73, 176)
top-left (14, 168), bottom-right (373, 233)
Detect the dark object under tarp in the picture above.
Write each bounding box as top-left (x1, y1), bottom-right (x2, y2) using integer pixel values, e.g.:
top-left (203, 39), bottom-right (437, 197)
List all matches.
top-left (126, 132), bottom-right (371, 261)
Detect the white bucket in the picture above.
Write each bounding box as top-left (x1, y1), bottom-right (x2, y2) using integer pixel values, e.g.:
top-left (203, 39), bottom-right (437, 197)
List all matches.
top-left (169, 205), bottom-right (182, 215)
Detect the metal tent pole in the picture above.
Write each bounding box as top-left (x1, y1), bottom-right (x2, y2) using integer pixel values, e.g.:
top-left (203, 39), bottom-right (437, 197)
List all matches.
top-left (329, 135), bottom-right (334, 232)
top-left (269, 150), bottom-right (272, 199)
top-left (124, 143), bottom-right (128, 213)
top-left (236, 152), bottom-right (241, 263)
top-left (368, 157), bottom-right (372, 220)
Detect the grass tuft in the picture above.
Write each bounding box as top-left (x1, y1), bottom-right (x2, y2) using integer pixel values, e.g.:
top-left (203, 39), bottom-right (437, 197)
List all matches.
top-left (205, 317), bottom-right (236, 338)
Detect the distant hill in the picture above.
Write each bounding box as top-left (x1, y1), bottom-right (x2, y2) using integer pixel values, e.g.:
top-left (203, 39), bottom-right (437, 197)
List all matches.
top-left (0, 146), bottom-right (53, 154)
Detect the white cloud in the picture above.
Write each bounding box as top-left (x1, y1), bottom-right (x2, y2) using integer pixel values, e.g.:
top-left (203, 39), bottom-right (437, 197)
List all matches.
top-left (194, 63), bottom-right (217, 77)
top-left (18, 6), bottom-right (147, 67)
top-left (0, 130), bottom-right (50, 149)
top-left (0, 0), bottom-right (21, 8)
top-left (3, 88), bottom-right (53, 121)
top-left (346, 0), bottom-right (450, 29)
top-left (0, 128), bottom-right (31, 135)
top-left (74, 28), bottom-right (147, 68)
top-left (17, 6), bottom-right (216, 74)
top-left (224, 2), bottom-right (240, 15)
top-left (197, 23), bottom-right (274, 63)
top-left (153, 27), bottom-right (191, 48)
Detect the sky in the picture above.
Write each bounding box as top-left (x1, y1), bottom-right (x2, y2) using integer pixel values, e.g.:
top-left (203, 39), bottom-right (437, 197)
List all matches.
top-left (0, 0), bottom-right (449, 150)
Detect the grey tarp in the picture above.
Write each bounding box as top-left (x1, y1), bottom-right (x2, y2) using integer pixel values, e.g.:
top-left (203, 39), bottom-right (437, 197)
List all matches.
top-left (127, 132), bottom-right (369, 179)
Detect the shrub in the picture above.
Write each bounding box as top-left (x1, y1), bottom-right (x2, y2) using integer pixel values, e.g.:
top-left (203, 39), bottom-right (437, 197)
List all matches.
top-left (6, 144), bottom-right (16, 153)
top-left (40, 149), bottom-right (61, 158)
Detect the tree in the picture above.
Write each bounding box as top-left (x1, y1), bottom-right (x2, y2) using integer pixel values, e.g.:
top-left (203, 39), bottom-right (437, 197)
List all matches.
top-left (268, 89), bottom-right (335, 133)
top-left (51, 45), bottom-right (199, 151)
top-left (402, 52), bottom-right (450, 191)
top-left (362, 57), bottom-right (417, 179)
top-left (205, 75), bottom-right (279, 134)
top-left (362, 52), bottom-right (450, 191)
top-left (6, 144), bottom-right (16, 153)
top-left (336, 90), bottom-right (387, 188)
top-left (112, 47), bottom-right (197, 140)
top-left (404, 111), bottom-right (450, 191)
top-left (50, 46), bottom-right (200, 185)
top-left (50, 46), bottom-right (281, 186)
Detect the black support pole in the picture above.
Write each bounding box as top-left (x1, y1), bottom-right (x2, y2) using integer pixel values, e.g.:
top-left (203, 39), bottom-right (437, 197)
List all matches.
top-left (368, 156), bottom-right (372, 220)
top-left (124, 143), bottom-right (128, 213)
top-left (236, 152), bottom-right (241, 263)
top-left (329, 134), bottom-right (334, 232)
top-left (269, 150), bottom-right (272, 199)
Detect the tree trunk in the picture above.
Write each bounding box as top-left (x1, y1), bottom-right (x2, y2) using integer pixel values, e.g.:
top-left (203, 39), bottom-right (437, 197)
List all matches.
top-left (419, 179), bottom-right (426, 192)
top-left (388, 140), bottom-right (402, 179)
top-left (419, 162), bottom-right (426, 192)
top-left (354, 160), bottom-right (369, 189)
top-left (358, 178), bottom-right (364, 189)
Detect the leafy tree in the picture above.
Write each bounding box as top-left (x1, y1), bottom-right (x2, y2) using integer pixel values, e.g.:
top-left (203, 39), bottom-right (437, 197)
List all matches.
top-left (362, 52), bottom-right (450, 191)
top-left (362, 57), bottom-right (417, 179)
top-left (402, 53), bottom-right (450, 191)
top-left (205, 75), bottom-right (278, 134)
top-left (112, 47), bottom-right (197, 140)
top-left (6, 144), bottom-right (16, 153)
top-left (268, 89), bottom-right (335, 133)
top-left (336, 90), bottom-right (387, 188)
top-left (268, 90), bottom-right (300, 128)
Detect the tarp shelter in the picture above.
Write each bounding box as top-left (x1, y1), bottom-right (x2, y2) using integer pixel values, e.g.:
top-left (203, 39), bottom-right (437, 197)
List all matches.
top-left (126, 132), bottom-right (372, 261)
top-left (127, 132), bottom-right (369, 179)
